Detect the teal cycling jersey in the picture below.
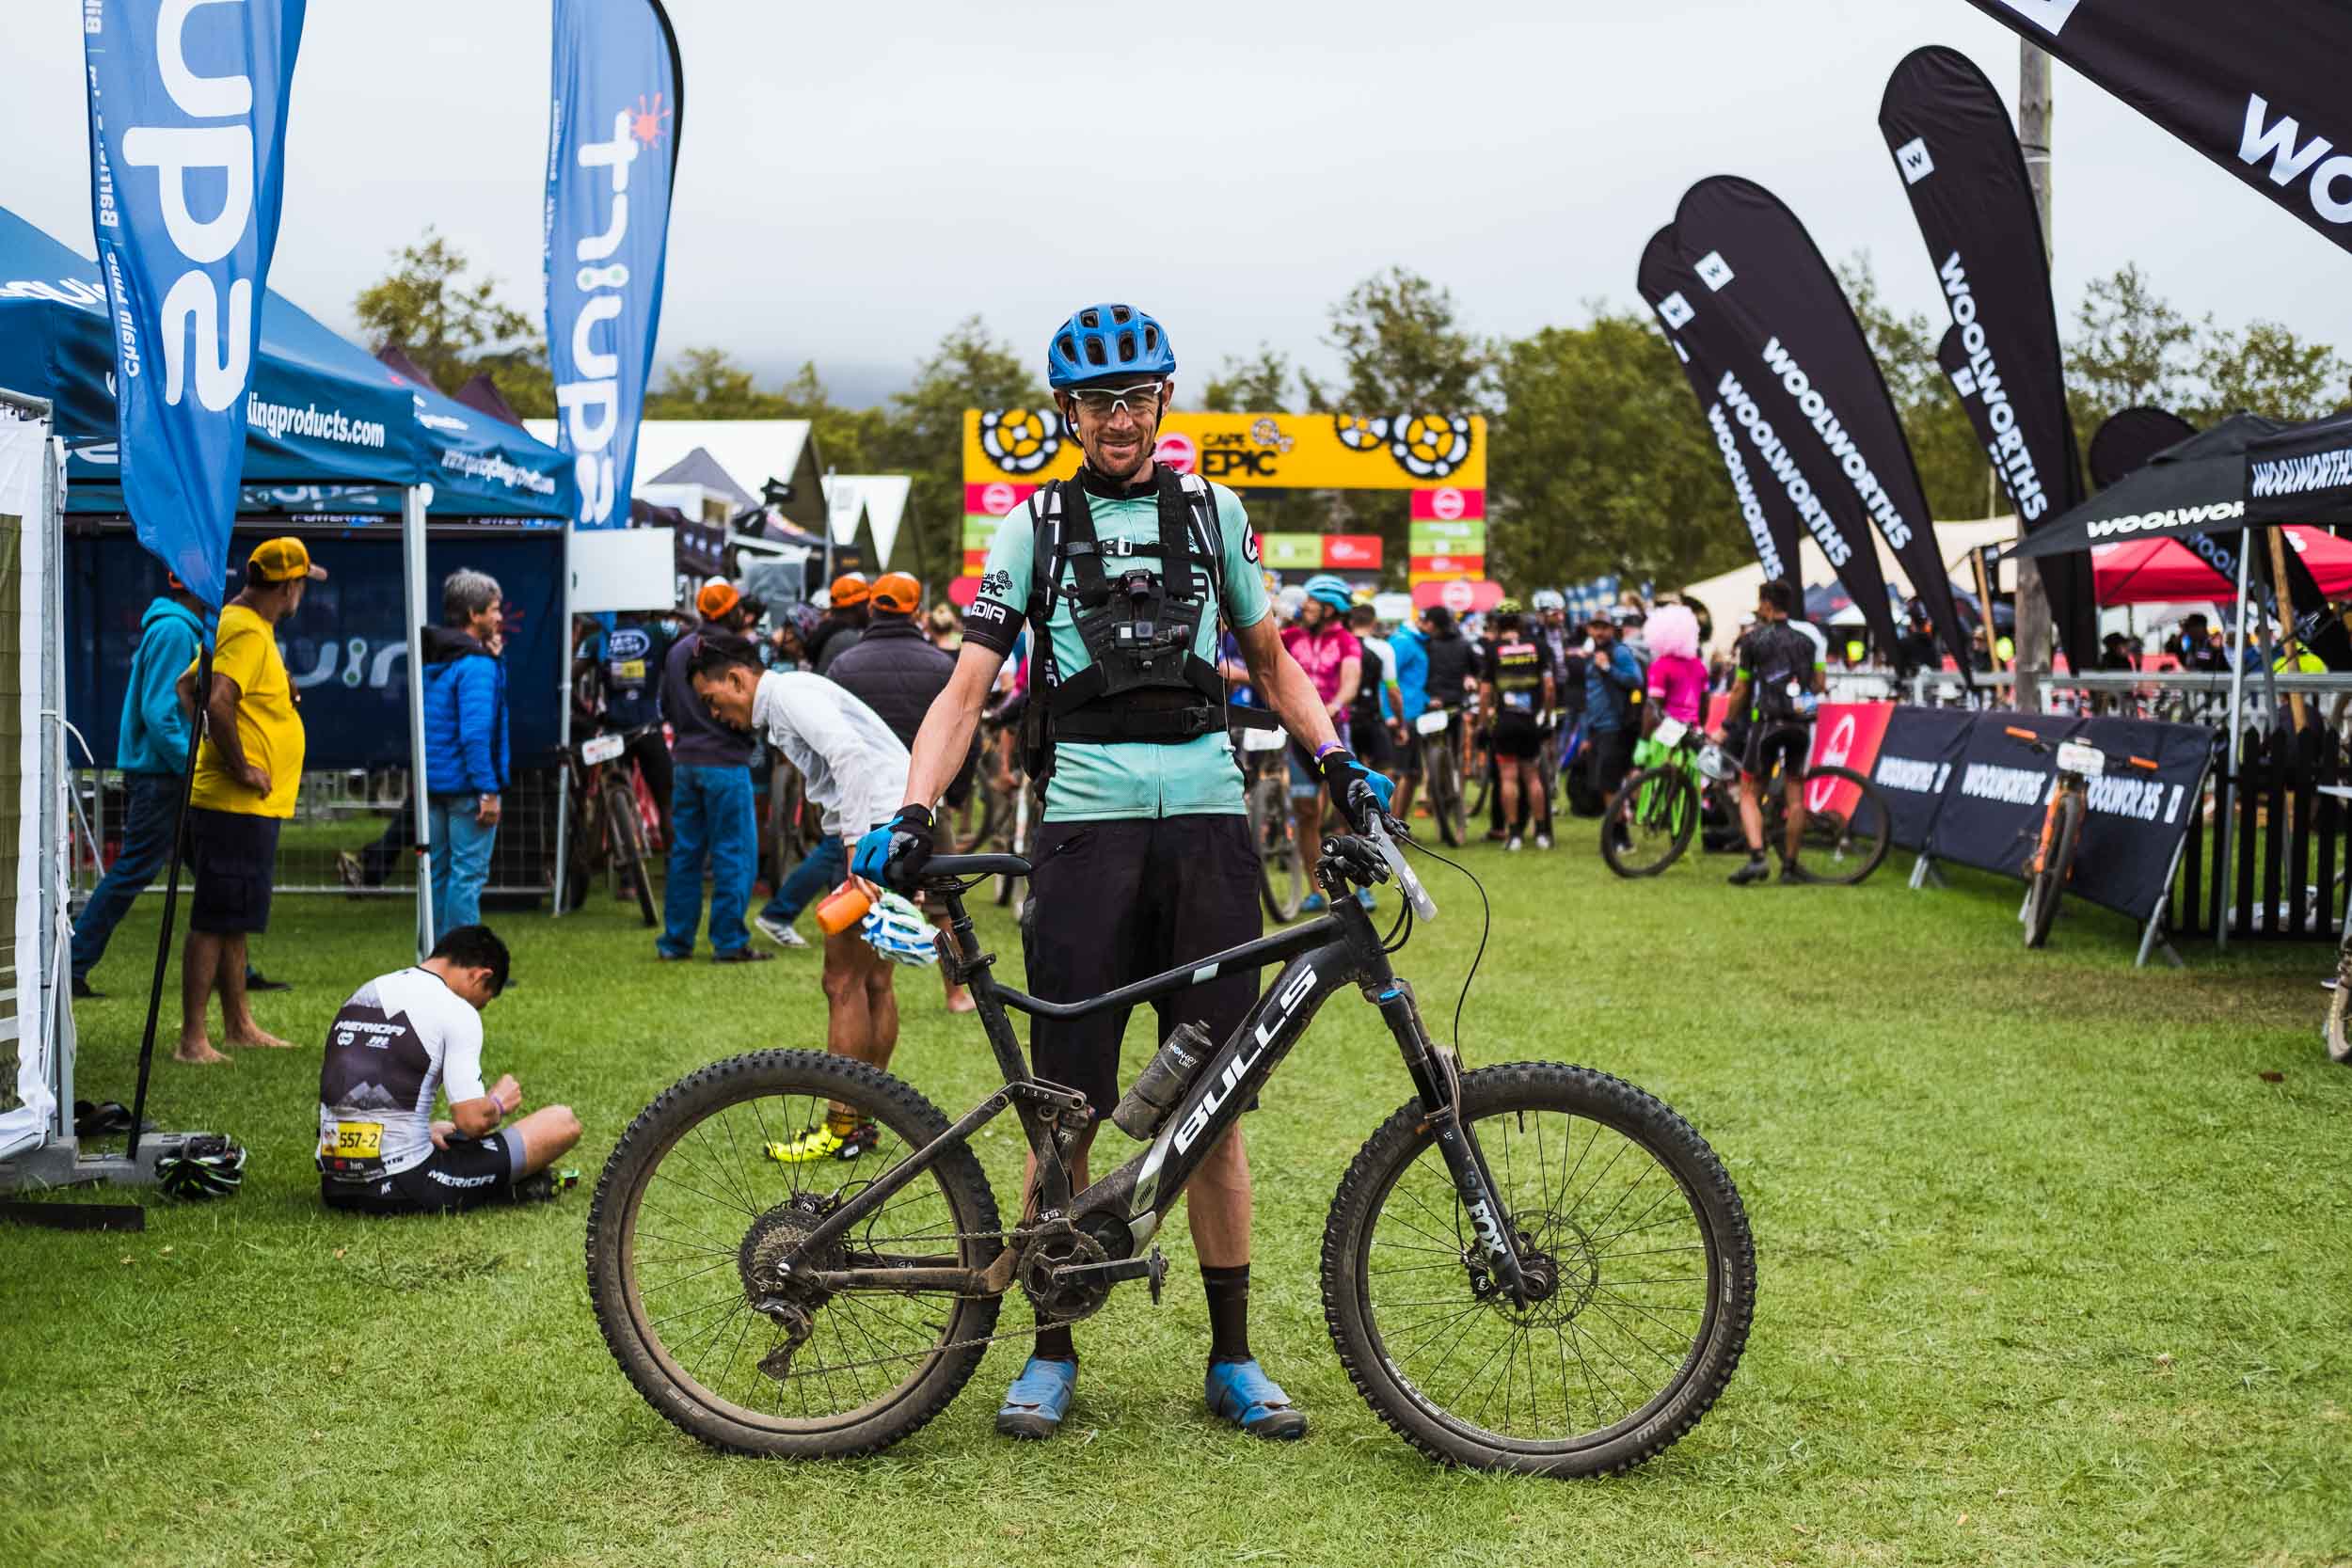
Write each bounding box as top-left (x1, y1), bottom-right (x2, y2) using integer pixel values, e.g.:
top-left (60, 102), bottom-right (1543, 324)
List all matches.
top-left (961, 472), bottom-right (1269, 822)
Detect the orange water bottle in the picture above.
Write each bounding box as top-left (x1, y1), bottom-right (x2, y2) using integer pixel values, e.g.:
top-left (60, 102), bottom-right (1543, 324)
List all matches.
top-left (816, 877), bottom-right (875, 936)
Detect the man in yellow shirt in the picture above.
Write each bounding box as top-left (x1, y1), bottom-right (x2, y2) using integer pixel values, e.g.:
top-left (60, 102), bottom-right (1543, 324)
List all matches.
top-left (172, 537), bottom-right (321, 1065)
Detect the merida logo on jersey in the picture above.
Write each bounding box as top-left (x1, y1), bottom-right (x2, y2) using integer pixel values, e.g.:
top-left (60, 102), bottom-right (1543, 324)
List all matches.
top-left (2238, 95), bottom-right (2352, 227)
top-left (1937, 253), bottom-right (2047, 520)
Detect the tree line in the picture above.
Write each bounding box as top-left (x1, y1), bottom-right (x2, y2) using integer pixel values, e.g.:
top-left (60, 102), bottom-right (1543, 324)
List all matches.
top-left (356, 232), bottom-right (2349, 599)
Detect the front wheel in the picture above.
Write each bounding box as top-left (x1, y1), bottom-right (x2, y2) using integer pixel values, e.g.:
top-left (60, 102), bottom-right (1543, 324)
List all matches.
top-left (2023, 788), bottom-right (2084, 949)
top-left (1600, 767), bottom-right (1698, 879)
top-left (606, 781), bottom-right (658, 927)
top-left (585, 1051), bottom-right (1004, 1459)
top-left (1423, 732), bottom-right (1469, 848)
top-left (1322, 1062), bottom-right (1754, 1477)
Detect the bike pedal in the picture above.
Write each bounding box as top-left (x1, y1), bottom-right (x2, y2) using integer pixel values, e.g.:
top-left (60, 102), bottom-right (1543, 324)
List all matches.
top-left (1146, 1245), bottom-right (1167, 1306)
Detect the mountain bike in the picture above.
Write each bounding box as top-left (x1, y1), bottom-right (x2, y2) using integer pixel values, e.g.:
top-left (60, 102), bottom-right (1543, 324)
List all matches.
top-left (1239, 728), bottom-right (1306, 921)
top-left (2005, 726), bottom-right (2157, 948)
top-left (1598, 719), bottom-right (1707, 879)
top-left (571, 725), bottom-right (659, 927)
top-left (585, 816), bottom-right (1755, 1475)
top-left (1601, 725), bottom-right (1891, 885)
top-left (1413, 705), bottom-right (1470, 847)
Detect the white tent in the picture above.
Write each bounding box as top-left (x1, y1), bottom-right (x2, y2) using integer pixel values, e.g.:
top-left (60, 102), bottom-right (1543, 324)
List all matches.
top-left (525, 418), bottom-right (829, 534)
top-left (820, 473), bottom-right (913, 568)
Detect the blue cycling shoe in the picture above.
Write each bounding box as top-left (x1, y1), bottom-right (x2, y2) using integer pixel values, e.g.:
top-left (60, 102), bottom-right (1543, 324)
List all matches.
top-left (995, 1355), bottom-right (1077, 1440)
top-left (1299, 893), bottom-right (1329, 914)
top-left (1205, 1357), bottom-right (1309, 1440)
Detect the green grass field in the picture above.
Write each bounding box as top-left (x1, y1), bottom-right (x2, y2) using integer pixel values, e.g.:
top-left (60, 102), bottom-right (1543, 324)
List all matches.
top-left (8, 833), bottom-right (2348, 1568)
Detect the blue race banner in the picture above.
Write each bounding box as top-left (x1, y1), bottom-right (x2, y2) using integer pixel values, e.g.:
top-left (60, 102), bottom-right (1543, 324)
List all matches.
top-left (544, 0), bottom-right (683, 530)
top-left (82, 0), bottom-right (308, 605)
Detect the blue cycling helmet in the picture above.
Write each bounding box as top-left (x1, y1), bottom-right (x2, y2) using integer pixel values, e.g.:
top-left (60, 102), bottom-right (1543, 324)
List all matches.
top-left (1303, 574), bottom-right (1355, 612)
top-left (1047, 304), bottom-right (1176, 389)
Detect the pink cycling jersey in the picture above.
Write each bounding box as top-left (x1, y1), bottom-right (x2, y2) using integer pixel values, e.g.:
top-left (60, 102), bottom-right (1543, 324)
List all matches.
top-left (1282, 622), bottom-right (1363, 707)
top-left (1645, 652), bottom-right (1708, 724)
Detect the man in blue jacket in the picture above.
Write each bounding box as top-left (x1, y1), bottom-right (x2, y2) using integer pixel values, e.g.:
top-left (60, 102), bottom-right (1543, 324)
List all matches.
top-left (421, 570), bottom-right (509, 937)
top-left (71, 574), bottom-right (207, 998)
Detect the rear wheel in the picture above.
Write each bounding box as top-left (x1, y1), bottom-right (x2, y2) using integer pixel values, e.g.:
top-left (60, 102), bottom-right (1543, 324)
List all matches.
top-left (1599, 767), bottom-right (1698, 879)
top-left (1322, 1062), bottom-right (1754, 1476)
top-left (1765, 766), bottom-right (1893, 886)
top-left (606, 781), bottom-right (658, 927)
top-left (586, 1050), bottom-right (1004, 1459)
top-left (2023, 788), bottom-right (2085, 948)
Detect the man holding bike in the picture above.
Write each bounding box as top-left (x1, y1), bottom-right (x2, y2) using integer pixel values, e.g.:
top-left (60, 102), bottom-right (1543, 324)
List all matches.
top-left (855, 303), bottom-right (1391, 1446)
top-left (1710, 578), bottom-right (1825, 886)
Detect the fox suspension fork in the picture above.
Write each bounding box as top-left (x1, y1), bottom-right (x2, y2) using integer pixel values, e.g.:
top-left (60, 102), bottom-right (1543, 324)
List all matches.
top-left (1368, 974), bottom-right (1529, 1303)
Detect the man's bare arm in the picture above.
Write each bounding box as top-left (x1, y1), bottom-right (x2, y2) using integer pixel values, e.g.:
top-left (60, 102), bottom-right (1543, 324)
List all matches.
top-left (902, 641), bottom-right (1009, 811)
top-left (1234, 618), bottom-right (1338, 753)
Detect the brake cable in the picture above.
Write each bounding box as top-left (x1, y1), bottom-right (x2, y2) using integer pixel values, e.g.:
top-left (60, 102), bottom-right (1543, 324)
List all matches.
top-left (1398, 834), bottom-right (1490, 1063)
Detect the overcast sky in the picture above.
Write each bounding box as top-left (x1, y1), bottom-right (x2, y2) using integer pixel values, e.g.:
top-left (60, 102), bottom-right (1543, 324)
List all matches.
top-left (8, 0), bottom-right (2344, 407)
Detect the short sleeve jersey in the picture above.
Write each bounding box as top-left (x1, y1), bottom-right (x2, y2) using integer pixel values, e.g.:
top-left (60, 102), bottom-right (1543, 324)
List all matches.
top-left (1481, 633), bottom-right (1550, 720)
top-left (1282, 621), bottom-right (1363, 707)
top-left (188, 601), bottom-right (304, 817)
top-left (596, 618), bottom-right (672, 729)
top-left (961, 477), bottom-right (1269, 822)
top-left (316, 967), bottom-right (485, 1183)
top-left (1735, 621), bottom-right (1826, 725)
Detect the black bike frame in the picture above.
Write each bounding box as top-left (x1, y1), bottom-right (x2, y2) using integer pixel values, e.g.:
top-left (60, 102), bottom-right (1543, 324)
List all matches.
top-left (784, 848), bottom-right (1530, 1298)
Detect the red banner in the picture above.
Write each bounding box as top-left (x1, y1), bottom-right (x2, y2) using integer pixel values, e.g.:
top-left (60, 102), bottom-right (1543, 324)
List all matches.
top-left (1410, 578), bottom-right (1506, 612)
top-left (947, 575), bottom-right (982, 608)
top-left (1409, 486), bottom-right (1486, 521)
top-left (964, 481), bottom-right (1038, 516)
top-left (1409, 553), bottom-right (1486, 577)
top-left (1324, 534), bottom-right (1383, 569)
top-left (1804, 702), bottom-right (1895, 820)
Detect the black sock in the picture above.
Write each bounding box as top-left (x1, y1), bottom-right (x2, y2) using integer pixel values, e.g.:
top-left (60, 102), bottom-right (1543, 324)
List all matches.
top-left (1201, 1264), bottom-right (1251, 1364)
top-left (1034, 1324), bottom-right (1075, 1363)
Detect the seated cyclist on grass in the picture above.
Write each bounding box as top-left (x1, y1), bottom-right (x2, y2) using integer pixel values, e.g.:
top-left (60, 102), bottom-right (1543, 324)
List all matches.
top-left (316, 925), bottom-right (581, 1213)
top-left (854, 301), bottom-right (1394, 1448)
top-left (1708, 579), bottom-right (1825, 887)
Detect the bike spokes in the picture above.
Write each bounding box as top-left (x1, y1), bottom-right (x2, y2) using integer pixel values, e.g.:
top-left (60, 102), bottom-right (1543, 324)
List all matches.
top-left (1361, 1104), bottom-right (1713, 1445)
top-left (623, 1090), bottom-right (970, 1424)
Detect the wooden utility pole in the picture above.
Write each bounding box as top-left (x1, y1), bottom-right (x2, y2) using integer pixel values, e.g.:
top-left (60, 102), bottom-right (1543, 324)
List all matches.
top-left (2014, 41), bottom-right (2056, 713)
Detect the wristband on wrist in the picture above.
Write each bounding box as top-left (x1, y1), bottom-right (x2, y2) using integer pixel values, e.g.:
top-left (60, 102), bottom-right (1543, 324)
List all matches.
top-left (1313, 740), bottom-right (1347, 763)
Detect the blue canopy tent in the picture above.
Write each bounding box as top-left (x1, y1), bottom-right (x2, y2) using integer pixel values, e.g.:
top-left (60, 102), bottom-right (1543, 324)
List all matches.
top-left (4, 203), bottom-right (574, 945)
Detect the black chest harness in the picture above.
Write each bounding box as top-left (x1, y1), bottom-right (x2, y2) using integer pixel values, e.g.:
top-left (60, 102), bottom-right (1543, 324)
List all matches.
top-left (1022, 467), bottom-right (1279, 766)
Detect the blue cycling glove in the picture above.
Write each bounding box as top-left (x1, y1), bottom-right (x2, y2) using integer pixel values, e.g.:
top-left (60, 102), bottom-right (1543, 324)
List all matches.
top-left (1315, 748), bottom-right (1395, 834)
top-left (852, 803), bottom-right (934, 892)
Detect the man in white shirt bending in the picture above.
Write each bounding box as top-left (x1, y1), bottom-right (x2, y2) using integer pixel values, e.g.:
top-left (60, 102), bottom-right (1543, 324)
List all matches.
top-left (316, 925), bottom-right (581, 1212)
top-left (688, 632), bottom-right (914, 1163)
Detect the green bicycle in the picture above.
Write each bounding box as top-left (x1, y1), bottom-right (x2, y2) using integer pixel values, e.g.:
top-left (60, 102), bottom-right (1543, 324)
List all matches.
top-left (1599, 718), bottom-right (1711, 879)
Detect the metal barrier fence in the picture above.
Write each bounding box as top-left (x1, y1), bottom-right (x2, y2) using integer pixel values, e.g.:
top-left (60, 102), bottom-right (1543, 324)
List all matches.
top-left (69, 765), bottom-right (561, 903)
top-left (1864, 668), bottom-right (2352, 948)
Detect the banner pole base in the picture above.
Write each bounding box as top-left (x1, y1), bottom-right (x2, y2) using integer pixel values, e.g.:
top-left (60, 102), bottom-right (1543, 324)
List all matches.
top-left (1909, 853), bottom-right (1944, 891)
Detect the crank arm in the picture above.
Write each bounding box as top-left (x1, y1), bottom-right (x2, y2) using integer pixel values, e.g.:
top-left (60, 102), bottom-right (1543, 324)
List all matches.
top-left (1049, 1246), bottom-right (1168, 1304)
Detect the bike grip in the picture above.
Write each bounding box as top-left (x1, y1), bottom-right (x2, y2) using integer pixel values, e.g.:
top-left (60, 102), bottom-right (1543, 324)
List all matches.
top-left (2128, 755), bottom-right (2159, 770)
top-left (2003, 725), bottom-right (2038, 741)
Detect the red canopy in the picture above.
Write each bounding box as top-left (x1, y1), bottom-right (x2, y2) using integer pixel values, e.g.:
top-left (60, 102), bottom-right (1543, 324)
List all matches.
top-left (2090, 526), bottom-right (2352, 605)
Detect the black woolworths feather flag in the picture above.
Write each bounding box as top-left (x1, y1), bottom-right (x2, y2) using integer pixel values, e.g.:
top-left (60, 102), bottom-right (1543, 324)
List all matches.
top-left (1637, 228), bottom-right (1807, 594)
top-left (1880, 44), bottom-right (2097, 672)
top-left (1957, 0), bottom-right (2352, 262)
top-left (1669, 177), bottom-right (1974, 672)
